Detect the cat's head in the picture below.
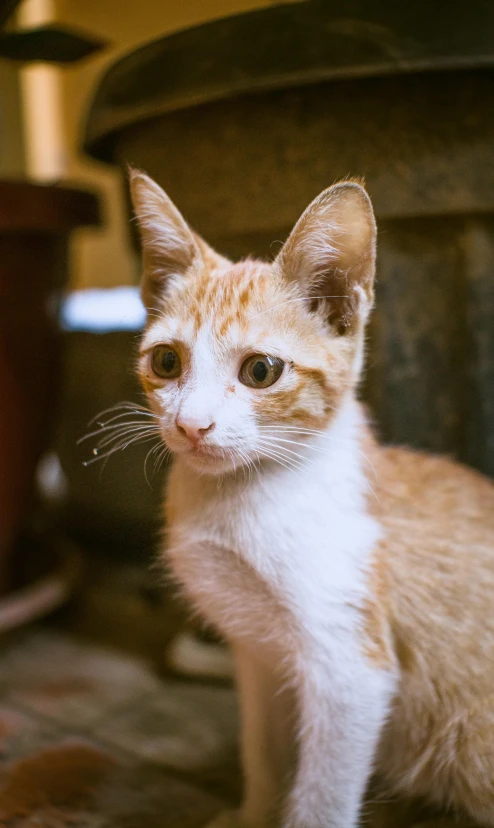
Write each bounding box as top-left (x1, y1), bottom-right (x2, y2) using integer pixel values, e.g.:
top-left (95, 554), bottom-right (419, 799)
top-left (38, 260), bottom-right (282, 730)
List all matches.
top-left (131, 170), bottom-right (376, 475)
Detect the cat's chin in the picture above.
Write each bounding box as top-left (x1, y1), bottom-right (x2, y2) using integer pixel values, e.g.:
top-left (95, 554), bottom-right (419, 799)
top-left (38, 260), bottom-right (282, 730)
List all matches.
top-left (177, 446), bottom-right (246, 476)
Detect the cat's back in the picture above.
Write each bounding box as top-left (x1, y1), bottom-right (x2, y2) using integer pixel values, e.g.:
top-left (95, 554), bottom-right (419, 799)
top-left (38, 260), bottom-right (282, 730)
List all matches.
top-left (372, 438), bottom-right (494, 547)
top-left (368, 434), bottom-right (494, 640)
top-left (367, 438), bottom-right (494, 807)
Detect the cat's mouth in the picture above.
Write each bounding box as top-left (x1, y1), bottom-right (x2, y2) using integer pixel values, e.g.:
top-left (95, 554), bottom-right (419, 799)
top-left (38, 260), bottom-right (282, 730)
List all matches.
top-left (189, 444), bottom-right (221, 459)
top-left (173, 439), bottom-right (225, 463)
top-left (166, 434), bottom-right (246, 473)
top-left (178, 441), bottom-right (244, 474)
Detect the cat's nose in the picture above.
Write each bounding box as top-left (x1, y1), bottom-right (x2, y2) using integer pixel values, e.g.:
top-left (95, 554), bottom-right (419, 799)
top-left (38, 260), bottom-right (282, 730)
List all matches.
top-left (175, 415), bottom-right (215, 443)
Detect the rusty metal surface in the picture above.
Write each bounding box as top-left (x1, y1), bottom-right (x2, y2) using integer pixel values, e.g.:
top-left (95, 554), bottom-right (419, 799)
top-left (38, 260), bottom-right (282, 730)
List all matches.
top-left (366, 218), bottom-right (468, 456)
top-left (462, 219), bottom-right (494, 476)
top-left (116, 71), bottom-right (494, 238)
top-left (362, 216), bottom-right (494, 477)
top-left (84, 0), bottom-right (494, 161)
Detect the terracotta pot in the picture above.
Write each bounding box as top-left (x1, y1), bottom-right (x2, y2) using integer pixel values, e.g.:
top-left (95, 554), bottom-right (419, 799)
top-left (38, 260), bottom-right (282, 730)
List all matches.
top-left (0, 180), bottom-right (99, 594)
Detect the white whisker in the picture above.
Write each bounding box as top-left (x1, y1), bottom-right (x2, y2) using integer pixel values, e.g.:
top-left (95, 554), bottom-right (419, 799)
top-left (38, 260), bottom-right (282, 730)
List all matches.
top-left (257, 426), bottom-right (379, 485)
top-left (256, 438), bottom-right (315, 469)
top-left (80, 400), bottom-right (164, 476)
top-left (80, 422), bottom-right (159, 448)
top-left (255, 448), bottom-right (294, 472)
top-left (90, 428), bottom-right (159, 455)
top-left (155, 444), bottom-right (171, 472)
top-left (82, 431), bottom-right (159, 467)
top-left (87, 401), bottom-right (154, 426)
top-left (91, 409), bottom-right (158, 428)
top-left (257, 445), bottom-right (305, 473)
top-left (258, 435), bottom-right (330, 459)
top-left (144, 439), bottom-right (168, 486)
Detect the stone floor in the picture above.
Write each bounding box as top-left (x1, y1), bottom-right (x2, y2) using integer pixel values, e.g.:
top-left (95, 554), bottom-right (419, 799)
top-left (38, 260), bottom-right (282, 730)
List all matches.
top-left (0, 626), bottom-right (475, 828)
top-left (0, 626), bottom-right (240, 828)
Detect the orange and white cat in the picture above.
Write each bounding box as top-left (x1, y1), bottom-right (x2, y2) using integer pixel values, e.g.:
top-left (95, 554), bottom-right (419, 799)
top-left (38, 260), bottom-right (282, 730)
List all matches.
top-left (130, 169), bottom-right (494, 828)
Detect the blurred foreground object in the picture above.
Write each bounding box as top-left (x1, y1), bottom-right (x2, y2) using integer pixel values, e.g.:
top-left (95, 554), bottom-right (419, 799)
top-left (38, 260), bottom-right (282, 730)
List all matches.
top-left (0, 180), bottom-right (99, 605)
top-left (0, 0), bottom-right (107, 63)
top-left (0, 0), bottom-right (106, 626)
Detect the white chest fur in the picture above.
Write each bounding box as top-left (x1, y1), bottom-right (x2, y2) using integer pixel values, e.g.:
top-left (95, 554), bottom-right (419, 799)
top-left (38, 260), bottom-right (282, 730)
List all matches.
top-left (165, 400), bottom-right (382, 656)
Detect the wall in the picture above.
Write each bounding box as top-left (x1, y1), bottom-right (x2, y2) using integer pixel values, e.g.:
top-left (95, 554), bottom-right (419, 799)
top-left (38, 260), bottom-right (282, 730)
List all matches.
top-left (0, 58), bottom-right (25, 177)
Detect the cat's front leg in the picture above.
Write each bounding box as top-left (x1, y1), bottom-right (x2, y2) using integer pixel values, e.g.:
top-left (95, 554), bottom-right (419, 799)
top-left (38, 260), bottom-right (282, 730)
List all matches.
top-left (284, 652), bottom-right (395, 828)
top-left (207, 645), bottom-right (295, 828)
top-left (236, 645), bottom-right (296, 827)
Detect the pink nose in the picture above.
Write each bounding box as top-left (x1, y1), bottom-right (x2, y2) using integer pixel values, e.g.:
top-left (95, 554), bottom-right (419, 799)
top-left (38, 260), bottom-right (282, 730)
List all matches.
top-left (175, 415), bottom-right (215, 443)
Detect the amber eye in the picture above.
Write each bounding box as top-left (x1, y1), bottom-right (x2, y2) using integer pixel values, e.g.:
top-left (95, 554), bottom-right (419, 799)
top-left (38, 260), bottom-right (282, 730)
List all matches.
top-left (239, 354), bottom-right (284, 389)
top-left (151, 345), bottom-right (182, 379)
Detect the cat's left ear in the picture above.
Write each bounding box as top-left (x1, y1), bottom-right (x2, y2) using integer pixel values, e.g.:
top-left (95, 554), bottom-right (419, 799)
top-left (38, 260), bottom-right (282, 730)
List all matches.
top-left (129, 168), bottom-right (202, 308)
top-left (276, 181), bottom-right (376, 335)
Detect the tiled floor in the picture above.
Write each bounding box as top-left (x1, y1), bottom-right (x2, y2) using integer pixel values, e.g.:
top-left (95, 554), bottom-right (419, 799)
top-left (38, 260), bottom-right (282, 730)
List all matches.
top-left (0, 627), bottom-right (239, 827)
top-left (0, 627), bottom-right (474, 828)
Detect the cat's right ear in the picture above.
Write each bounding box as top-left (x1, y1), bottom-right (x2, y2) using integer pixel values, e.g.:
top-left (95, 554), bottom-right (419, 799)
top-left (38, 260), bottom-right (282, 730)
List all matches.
top-left (275, 181), bottom-right (376, 336)
top-left (129, 168), bottom-right (201, 308)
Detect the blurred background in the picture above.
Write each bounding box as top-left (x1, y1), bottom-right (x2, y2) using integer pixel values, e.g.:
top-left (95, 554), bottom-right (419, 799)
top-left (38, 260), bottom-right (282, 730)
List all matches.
top-left (1, 1), bottom-right (494, 824)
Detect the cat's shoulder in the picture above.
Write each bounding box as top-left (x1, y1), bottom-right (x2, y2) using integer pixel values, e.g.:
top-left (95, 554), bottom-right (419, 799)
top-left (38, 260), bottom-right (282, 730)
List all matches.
top-left (370, 437), bottom-right (493, 517)
top-left (360, 415), bottom-right (494, 554)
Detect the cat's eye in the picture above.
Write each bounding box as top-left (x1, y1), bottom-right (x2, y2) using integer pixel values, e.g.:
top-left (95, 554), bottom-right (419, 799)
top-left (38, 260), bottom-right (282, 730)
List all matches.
top-left (239, 354), bottom-right (284, 389)
top-left (151, 345), bottom-right (182, 379)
